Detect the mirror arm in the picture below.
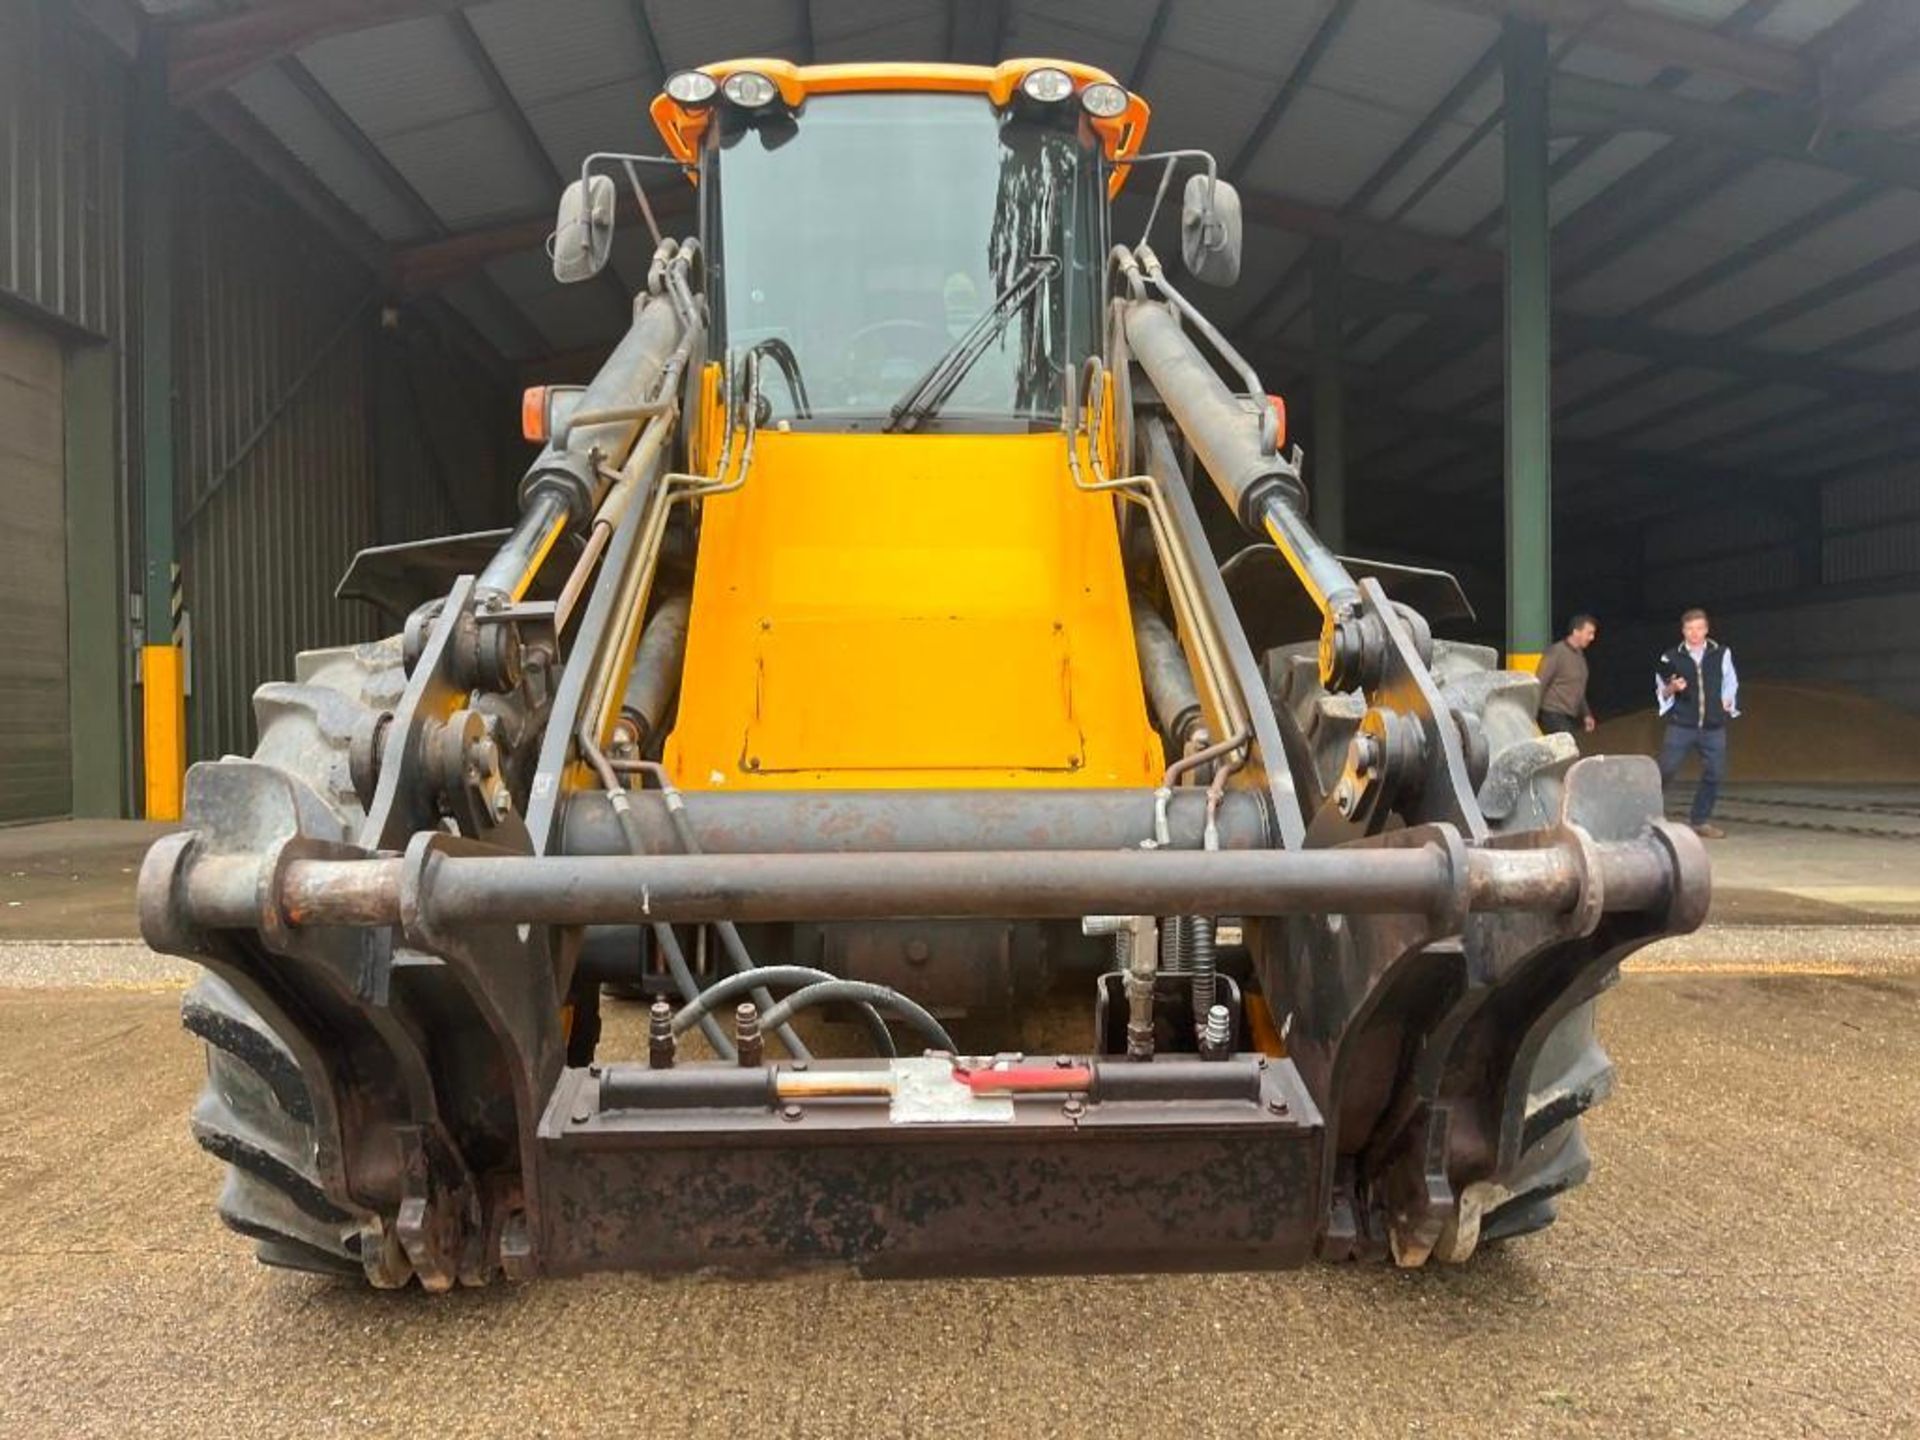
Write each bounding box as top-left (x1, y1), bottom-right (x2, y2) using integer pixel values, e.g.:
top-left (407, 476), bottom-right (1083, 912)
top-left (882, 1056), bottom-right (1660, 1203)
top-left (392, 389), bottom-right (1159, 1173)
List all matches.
top-left (620, 159), bottom-right (663, 250)
top-left (1131, 149), bottom-right (1220, 250)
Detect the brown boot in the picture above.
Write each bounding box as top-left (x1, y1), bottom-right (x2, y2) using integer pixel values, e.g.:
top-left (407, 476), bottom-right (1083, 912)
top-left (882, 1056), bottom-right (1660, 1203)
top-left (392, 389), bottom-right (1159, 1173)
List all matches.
top-left (1691, 822), bottom-right (1727, 839)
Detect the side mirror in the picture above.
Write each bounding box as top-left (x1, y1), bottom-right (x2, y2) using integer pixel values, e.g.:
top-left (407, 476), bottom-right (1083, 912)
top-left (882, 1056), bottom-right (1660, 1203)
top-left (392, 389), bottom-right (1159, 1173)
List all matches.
top-left (1180, 174), bottom-right (1243, 287)
top-left (552, 174), bottom-right (616, 284)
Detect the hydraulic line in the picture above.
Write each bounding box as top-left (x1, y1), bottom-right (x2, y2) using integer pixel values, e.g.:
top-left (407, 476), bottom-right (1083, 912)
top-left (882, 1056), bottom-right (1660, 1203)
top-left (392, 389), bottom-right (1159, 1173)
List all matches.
top-left (756, 982), bottom-right (956, 1055)
top-left (576, 350), bottom-right (760, 755)
top-left (651, 922), bottom-right (737, 1060)
top-left (1065, 360), bottom-right (1252, 755)
top-left (1188, 915), bottom-right (1217, 1034)
top-left (668, 966), bottom-right (896, 1056)
top-left (578, 735), bottom-right (738, 1058)
top-left (616, 757), bottom-right (887, 1064)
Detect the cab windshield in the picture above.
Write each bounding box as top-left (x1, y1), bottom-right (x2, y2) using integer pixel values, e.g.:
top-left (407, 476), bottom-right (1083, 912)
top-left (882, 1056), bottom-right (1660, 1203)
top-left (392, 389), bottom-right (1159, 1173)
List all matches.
top-left (708, 92), bottom-right (1102, 427)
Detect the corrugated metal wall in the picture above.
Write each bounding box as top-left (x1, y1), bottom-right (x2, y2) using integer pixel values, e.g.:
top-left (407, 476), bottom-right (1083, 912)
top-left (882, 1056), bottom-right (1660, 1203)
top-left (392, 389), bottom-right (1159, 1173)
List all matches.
top-left (0, 0), bottom-right (125, 339)
top-left (172, 129), bottom-right (519, 764)
top-left (1573, 456), bottom-right (1920, 714)
top-left (0, 0), bottom-right (131, 817)
top-left (373, 319), bottom-right (518, 546)
top-left (175, 139), bottom-right (384, 764)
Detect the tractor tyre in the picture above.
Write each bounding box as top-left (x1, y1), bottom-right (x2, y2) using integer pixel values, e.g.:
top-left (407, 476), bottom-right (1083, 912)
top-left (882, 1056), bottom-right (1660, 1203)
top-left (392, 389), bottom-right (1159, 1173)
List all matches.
top-left (180, 639), bottom-right (407, 1277)
top-left (1427, 640), bottom-right (1614, 1252)
top-left (1273, 638), bottom-right (1613, 1258)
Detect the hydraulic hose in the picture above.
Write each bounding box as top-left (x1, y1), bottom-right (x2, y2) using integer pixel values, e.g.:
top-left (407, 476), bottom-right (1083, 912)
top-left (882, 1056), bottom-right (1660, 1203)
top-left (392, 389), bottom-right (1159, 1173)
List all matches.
top-left (616, 757), bottom-right (897, 1059)
top-left (668, 965), bottom-right (896, 1056)
top-left (651, 922), bottom-right (737, 1060)
top-left (580, 736), bottom-right (739, 1059)
top-left (756, 982), bottom-right (956, 1055)
top-left (655, 794), bottom-right (813, 1063)
top-left (615, 759), bottom-right (832, 1061)
top-left (1188, 915), bottom-right (1217, 1034)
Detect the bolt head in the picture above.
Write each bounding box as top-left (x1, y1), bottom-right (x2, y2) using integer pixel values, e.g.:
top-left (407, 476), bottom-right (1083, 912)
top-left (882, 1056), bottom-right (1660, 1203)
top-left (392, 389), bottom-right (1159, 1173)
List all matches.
top-left (780, 1103), bottom-right (804, 1122)
top-left (1062, 1098), bottom-right (1086, 1119)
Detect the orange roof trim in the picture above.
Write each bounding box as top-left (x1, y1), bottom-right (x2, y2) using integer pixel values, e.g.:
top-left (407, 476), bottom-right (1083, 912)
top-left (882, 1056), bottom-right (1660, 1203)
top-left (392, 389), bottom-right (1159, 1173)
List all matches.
top-left (650, 58), bottom-right (1152, 195)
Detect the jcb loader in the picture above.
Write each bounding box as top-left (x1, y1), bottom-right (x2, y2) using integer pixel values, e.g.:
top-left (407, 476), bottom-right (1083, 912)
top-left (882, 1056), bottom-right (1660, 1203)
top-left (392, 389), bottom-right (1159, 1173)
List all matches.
top-left (142, 58), bottom-right (1706, 1286)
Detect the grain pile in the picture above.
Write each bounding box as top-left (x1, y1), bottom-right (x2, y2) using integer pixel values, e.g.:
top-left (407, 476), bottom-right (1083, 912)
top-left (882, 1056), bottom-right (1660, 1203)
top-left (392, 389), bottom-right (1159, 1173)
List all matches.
top-left (1589, 681), bottom-right (1920, 782)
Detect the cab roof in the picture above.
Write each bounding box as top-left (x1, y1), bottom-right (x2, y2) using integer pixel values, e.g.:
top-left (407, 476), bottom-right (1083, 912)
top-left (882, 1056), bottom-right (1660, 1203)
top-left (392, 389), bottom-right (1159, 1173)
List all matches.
top-left (650, 58), bottom-right (1151, 193)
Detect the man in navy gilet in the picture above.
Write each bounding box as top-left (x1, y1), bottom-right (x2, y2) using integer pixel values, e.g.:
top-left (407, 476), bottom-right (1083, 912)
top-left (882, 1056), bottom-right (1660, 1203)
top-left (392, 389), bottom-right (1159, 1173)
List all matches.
top-left (1655, 607), bottom-right (1740, 838)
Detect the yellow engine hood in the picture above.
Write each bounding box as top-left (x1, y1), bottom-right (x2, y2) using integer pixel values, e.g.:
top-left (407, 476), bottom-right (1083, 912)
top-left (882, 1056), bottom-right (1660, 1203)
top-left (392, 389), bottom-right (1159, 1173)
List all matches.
top-left (664, 430), bottom-right (1164, 790)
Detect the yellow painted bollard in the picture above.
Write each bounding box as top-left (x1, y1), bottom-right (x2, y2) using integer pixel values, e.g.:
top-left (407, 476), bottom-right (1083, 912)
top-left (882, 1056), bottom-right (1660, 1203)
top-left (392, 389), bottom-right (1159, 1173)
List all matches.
top-left (142, 644), bottom-right (187, 821)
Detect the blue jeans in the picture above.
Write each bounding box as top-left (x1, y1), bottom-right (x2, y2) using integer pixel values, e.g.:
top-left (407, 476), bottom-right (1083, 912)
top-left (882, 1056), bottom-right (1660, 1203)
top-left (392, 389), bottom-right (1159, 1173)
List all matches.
top-left (1659, 723), bottom-right (1727, 825)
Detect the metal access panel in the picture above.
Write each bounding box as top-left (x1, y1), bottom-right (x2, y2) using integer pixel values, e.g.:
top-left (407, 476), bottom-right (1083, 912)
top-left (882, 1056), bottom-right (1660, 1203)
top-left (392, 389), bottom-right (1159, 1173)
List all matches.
top-left (534, 1055), bottom-right (1325, 1276)
top-left (0, 308), bottom-right (70, 822)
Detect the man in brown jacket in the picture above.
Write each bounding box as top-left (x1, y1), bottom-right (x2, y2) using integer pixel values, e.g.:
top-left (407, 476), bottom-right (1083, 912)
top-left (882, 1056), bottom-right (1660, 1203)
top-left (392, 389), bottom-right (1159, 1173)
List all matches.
top-left (1535, 614), bottom-right (1597, 736)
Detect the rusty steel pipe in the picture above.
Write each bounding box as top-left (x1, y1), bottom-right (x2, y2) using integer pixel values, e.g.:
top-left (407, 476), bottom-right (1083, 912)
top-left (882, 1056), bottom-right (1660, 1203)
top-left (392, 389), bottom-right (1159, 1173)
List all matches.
top-left (189, 835), bottom-right (1678, 933)
top-left (262, 849), bottom-right (1453, 927)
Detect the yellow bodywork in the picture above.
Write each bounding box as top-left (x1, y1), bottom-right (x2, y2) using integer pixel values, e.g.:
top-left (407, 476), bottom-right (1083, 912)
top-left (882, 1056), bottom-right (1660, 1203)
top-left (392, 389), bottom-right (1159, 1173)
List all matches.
top-left (663, 429), bottom-right (1164, 791)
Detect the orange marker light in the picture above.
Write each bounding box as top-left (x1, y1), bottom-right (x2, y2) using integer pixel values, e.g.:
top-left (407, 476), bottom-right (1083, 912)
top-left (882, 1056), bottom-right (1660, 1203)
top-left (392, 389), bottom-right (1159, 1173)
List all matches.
top-left (1267, 394), bottom-right (1288, 450)
top-left (522, 386), bottom-right (551, 443)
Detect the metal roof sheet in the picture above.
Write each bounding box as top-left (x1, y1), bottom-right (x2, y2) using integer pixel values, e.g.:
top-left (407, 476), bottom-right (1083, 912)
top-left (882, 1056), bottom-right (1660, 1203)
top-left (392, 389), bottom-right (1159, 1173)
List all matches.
top-left (467, 0), bottom-right (654, 107)
top-left (1156, 0), bottom-right (1334, 77)
top-left (1315, 0), bottom-right (1497, 109)
top-left (1243, 82), bottom-right (1432, 207)
top-left (523, 82), bottom-right (655, 179)
top-left (646, 0), bottom-right (806, 68)
top-left (1845, 326), bottom-right (1920, 374)
top-left (1126, 39), bottom-right (1277, 162)
top-left (383, 107), bottom-right (555, 228)
top-left (1659, 189), bottom-right (1920, 333)
top-left (299, 15), bottom-right (495, 139)
top-left (1546, 131), bottom-right (1669, 225)
top-left (1556, 366), bottom-right (1731, 440)
top-left (228, 66), bottom-right (430, 240)
top-left (815, 1), bottom-right (948, 65)
top-left (1751, 0), bottom-right (1862, 46)
top-left (1633, 381), bottom-right (1825, 451)
top-left (1755, 269), bottom-right (1920, 352)
top-left (1002, 12), bottom-right (1140, 83)
top-left (1396, 126), bottom-right (1505, 236)
top-left (155, 0), bottom-right (1920, 528)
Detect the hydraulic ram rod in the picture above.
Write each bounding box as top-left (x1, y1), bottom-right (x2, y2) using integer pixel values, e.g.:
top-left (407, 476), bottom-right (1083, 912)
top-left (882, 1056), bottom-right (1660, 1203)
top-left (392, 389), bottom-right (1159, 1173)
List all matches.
top-left (178, 835), bottom-right (1677, 930)
top-left (1124, 296), bottom-right (1359, 618)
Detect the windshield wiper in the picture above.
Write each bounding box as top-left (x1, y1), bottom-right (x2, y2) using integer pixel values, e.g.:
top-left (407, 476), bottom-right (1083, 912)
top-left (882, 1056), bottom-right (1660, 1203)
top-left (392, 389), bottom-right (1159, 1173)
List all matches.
top-left (884, 255), bottom-right (1060, 433)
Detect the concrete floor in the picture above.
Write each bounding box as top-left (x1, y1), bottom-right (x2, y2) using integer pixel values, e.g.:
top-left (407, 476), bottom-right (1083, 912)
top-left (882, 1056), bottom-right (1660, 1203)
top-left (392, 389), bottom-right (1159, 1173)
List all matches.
top-left (0, 820), bottom-right (174, 941)
top-left (0, 818), bottom-right (1916, 1436)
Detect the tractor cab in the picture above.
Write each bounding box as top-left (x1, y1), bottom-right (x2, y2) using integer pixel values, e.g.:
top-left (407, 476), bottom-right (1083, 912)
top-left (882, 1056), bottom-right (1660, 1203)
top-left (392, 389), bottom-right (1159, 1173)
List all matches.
top-left (655, 61), bottom-right (1144, 432)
